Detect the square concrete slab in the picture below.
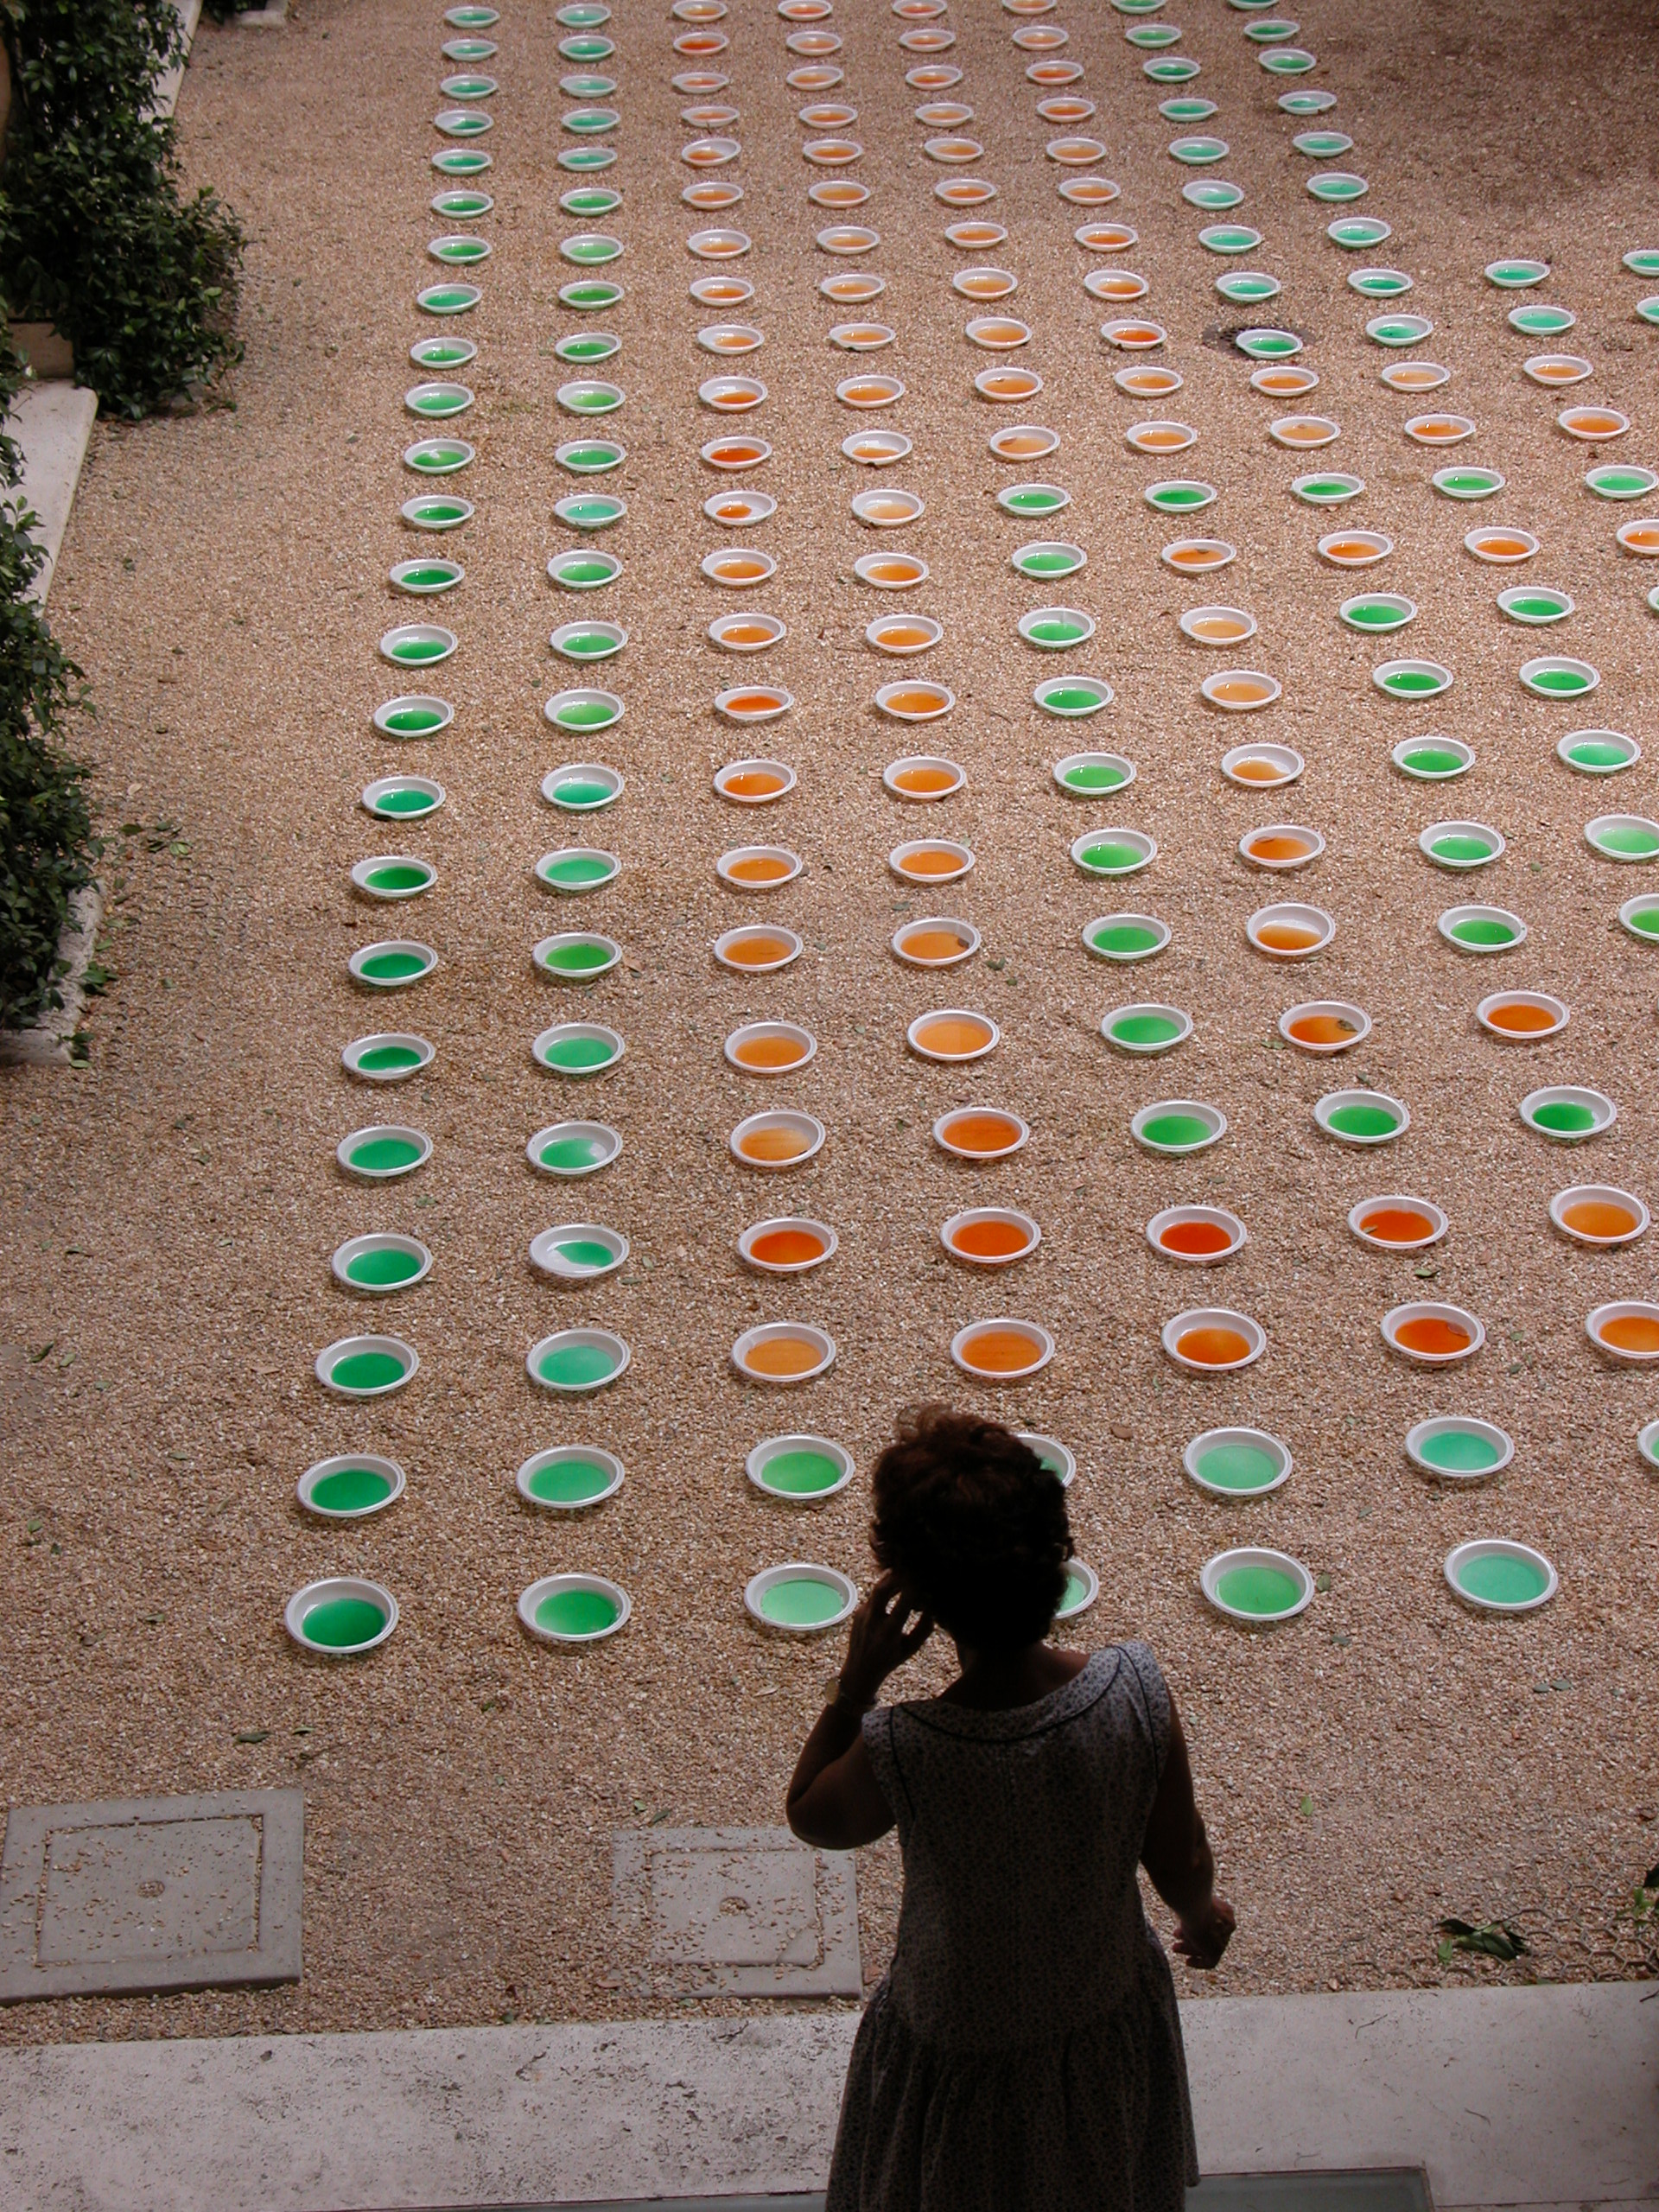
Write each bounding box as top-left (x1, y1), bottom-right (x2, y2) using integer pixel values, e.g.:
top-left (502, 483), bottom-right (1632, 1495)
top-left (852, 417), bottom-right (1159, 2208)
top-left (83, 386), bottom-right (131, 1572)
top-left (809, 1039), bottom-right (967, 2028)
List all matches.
top-left (613, 1827), bottom-right (860, 1999)
top-left (0, 1788), bottom-right (302, 2002)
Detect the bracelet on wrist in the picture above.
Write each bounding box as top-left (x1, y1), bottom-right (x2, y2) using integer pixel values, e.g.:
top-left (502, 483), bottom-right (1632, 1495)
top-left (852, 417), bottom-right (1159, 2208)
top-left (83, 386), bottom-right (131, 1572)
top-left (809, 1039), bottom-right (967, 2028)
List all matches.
top-left (829, 1675), bottom-right (874, 1716)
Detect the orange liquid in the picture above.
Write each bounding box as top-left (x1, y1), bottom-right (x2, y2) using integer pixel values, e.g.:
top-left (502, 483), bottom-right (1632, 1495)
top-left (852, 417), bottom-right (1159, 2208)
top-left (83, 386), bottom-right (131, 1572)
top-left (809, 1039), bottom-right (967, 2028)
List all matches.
top-left (1119, 369), bottom-right (1178, 393)
top-left (743, 1335), bottom-right (822, 1376)
top-left (940, 1111), bottom-right (1020, 1154)
top-left (952, 222), bottom-right (1003, 246)
top-left (1277, 421), bottom-right (1330, 445)
top-left (734, 1036), bottom-right (807, 1069)
top-left (1599, 1313), bottom-right (1659, 1354)
top-left (710, 556), bottom-right (768, 581)
top-left (1622, 524), bottom-right (1659, 551)
top-left (1136, 425), bottom-right (1189, 450)
top-left (1485, 1000), bottom-right (1556, 1034)
top-left (843, 379), bottom-right (897, 404)
top-left (707, 332), bottom-right (753, 353)
top-left (981, 371), bottom-right (1038, 396)
top-left (1256, 370), bottom-right (1313, 394)
top-left (1188, 613), bottom-right (1247, 640)
top-left (722, 768), bottom-right (785, 798)
top-left (1567, 410), bottom-right (1622, 434)
top-left (709, 442), bottom-right (764, 465)
top-left (1256, 921), bottom-right (1320, 951)
top-left (915, 1015), bottom-right (992, 1056)
top-left (898, 926), bottom-right (966, 962)
top-left (1231, 758), bottom-right (1286, 784)
top-left (897, 847), bottom-right (963, 877)
top-left (710, 499), bottom-right (757, 521)
top-left (1288, 1012), bottom-right (1358, 1046)
top-left (1471, 532), bottom-right (1530, 558)
top-left (1395, 1315), bottom-right (1471, 1356)
top-left (726, 853), bottom-right (791, 883)
top-left (950, 1218), bottom-right (1031, 1259)
top-left (1388, 365), bottom-right (1443, 389)
top-left (958, 276), bottom-right (1011, 299)
top-left (724, 691), bottom-right (784, 716)
top-left (1562, 1199), bottom-right (1637, 1239)
top-left (1082, 225), bottom-right (1135, 248)
top-left (722, 932), bottom-right (792, 967)
top-left (1096, 276), bottom-right (1146, 299)
top-left (1176, 1325), bottom-right (1250, 1366)
top-left (1112, 323), bottom-right (1160, 345)
top-left (862, 498), bottom-right (914, 522)
top-left (874, 623), bottom-right (934, 648)
top-left (1359, 1207), bottom-right (1433, 1244)
top-left (995, 432), bottom-right (1050, 457)
top-left (959, 1327), bottom-right (1041, 1373)
top-left (720, 623), bottom-right (774, 646)
top-left (972, 320), bottom-right (1026, 346)
top-left (738, 1127), bottom-right (810, 1162)
top-left (1247, 832), bottom-right (1314, 863)
top-left (1414, 418), bottom-right (1463, 441)
top-left (868, 559), bottom-right (923, 583)
top-left (1159, 1220), bottom-right (1233, 1256)
top-left (748, 1226), bottom-right (826, 1266)
top-left (1324, 537), bottom-right (1377, 561)
top-left (893, 764), bottom-right (956, 791)
top-left (1210, 677), bottom-right (1272, 705)
top-left (840, 322), bottom-right (887, 342)
top-left (1168, 545), bottom-right (1223, 570)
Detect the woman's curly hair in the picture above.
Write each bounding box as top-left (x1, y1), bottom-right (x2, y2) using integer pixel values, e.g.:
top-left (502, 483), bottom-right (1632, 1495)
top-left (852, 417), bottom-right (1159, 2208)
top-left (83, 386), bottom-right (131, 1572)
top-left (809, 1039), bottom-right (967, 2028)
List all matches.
top-left (870, 1405), bottom-right (1072, 1651)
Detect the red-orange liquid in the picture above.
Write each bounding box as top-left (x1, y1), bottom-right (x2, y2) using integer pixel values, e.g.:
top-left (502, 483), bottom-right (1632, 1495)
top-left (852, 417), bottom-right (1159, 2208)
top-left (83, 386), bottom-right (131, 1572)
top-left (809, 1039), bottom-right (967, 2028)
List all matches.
top-left (1561, 1199), bottom-right (1637, 1240)
top-left (1176, 1325), bottom-right (1251, 1366)
top-left (1288, 1012), bottom-right (1358, 1046)
top-left (722, 932), bottom-right (792, 968)
top-left (748, 1227), bottom-right (826, 1266)
top-left (725, 851), bottom-right (792, 883)
top-left (1256, 920), bottom-right (1321, 951)
top-left (722, 690), bottom-right (784, 716)
top-left (959, 1327), bottom-right (1041, 1373)
top-left (866, 559), bottom-right (923, 585)
top-left (940, 1111), bottom-right (1021, 1154)
top-left (1395, 1315), bottom-right (1471, 1356)
top-left (1470, 531), bottom-right (1531, 558)
top-left (733, 1035), bottom-right (807, 1069)
top-left (1621, 524), bottom-right (1659, 552)
top-left (1485, 1000), bottom-right (1556, 1033)
top-left (1159, 1220), bottom-right (1234, 1256)
top-left (892, 761), bottom-right (955, 789)
top-left (1167, 544), bottom-right (1224, 570)
top-left (950, 1218), bottom-right (1031, 1259)
top-left (719, 623), bottom-right (775, 646)
top-left (722, 768), bottom-right (785, 798)
top-left (709, 441), bottom-right (765, 465)
top-left (1324, 537), bottom-right (1379, 561)
top-left (1247, 832), bottom-right (1314, 863)
top-left (737, 1126), bottom-right (810, 1162)
top-left (709, 557), bottom-right (769, 581)
top-left (899, 926), bottom-right (967, 962)
top-left (874, 623), bottom-right (935, 649)
top-left (915, 1015), bottom-right (992, 1056)
top-left (1359, 1207), bottom-right (1434, 1245)
top-left (1599, 1313), bottom-right (1659, 1354)
top-left (710, 499), bottom-right (758, 522)
top-left (743, 1334), bottom-right (822, 1376)
top-left (951, 222), bottom-right (1004, 246)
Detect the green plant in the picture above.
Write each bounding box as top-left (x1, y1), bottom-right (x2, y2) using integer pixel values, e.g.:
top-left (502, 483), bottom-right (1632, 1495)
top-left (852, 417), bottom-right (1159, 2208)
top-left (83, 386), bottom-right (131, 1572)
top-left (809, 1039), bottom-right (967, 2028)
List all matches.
top-left (1436, 1917), bottom-right (1531, 1966)
top-left (201, 0), bottom-right (263, 17)
top-left (0, 0), bottom-right (245, 418)
top-left (0, 322), bottom-right (95, 1030)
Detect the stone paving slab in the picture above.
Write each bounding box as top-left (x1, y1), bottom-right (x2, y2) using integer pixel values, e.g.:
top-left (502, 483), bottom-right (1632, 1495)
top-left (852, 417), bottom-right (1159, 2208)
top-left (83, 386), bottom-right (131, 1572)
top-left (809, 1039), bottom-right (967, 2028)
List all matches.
top-left (0, 1788), bottom-right (302, 2003)
top-left (6, 378), bottom-right (95, 607)
top-left (612, 1828), bottom-right (860, 2000)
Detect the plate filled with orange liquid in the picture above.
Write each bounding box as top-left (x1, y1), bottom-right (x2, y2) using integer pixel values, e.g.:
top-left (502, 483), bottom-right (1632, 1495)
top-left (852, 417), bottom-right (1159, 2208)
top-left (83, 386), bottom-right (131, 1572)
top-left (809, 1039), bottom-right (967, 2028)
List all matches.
top-left (725, 1021), bottom-right (815, 1075)
top-left (1318, 529), bottom-right (1391, 568)
top-left (933, 1106), bottom-right (1027, 1160)
top-left (738, 1217), bottom-right (837, 1274)
top-left (892, 916), bottom-right (979, 967)
top-left (908, 1008), bottom-right (998, 1064)
top-left (715, 757), bottom-right (795, 804)
top-left (1381, 1302), bottom-right (1483, 1364)
top-left (716, 844), bottom-right (801, 889)
top-left (1587, 1302), bottom-right (1659, 1362)
top-left (715, 684), bottom-right (793, 724)
top-left (702, 548), bottom-right (776, 587)
top-left (1248, 902), bottom-right (1333, 958)
top-left (714, 925), bottom-right (801, 973)
top-left (891, 837), bottom-right (972, 884)
top-left (710, 612), bottom-right (785, 652)
top-left (1278, 1000), bottom-right (1369, 1054)
top-left (1179, 604), bottom-right (1255, 645)
top-left (1240, 823), bottom-right (1323, 871)
top-left (884, 753), bottom-right (962, 796)
top-left (868, 613), bottom-right (942, 654)
top-left (975, 365), bottom-right (1044, 402)
top-left (731, 1322), bottom-right (836, 1383)
top-left (1162, 1308), bottom-right (1264, 1373)
top-left (950, 1318), bottom-right (1053, 1382)
top-left (1347, 1195), bottom-right (1446, 1250)
top-left (1146, 1207), bottom-right (1246, 1265)
top-left (729, 1109), bottom-right (823, 1167)
top-left (855, 551), bottom-right (929, 589)
top-left (1548, 1185), bottom-right (1648, 1248)
top-left (1222, 743), bottom-right (1303, 789)
top-left (1477, 990), bottom-right (1568, 1041)
top-left (877, 686), bottom-right (955, 724)
top-left (1161, 537), bottom-right (1235, 575)
top-left (941, 1208), bottom-right (1040, 1267)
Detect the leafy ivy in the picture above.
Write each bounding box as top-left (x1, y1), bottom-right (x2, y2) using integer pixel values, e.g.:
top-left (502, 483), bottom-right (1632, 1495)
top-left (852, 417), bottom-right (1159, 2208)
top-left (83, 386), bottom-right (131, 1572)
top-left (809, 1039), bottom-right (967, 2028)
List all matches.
top-left (0, 325), bottom-right (95, 1032)
top-left (0, 0), bottom-right (245, 419)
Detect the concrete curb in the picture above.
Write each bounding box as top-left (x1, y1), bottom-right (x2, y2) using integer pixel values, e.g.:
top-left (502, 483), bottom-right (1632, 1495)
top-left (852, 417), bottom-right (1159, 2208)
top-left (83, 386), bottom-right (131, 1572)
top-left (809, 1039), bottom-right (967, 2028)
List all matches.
top-left (0, 882), bottom-right (105, 1066)
top-left (153, 0), bottom-right (204, 120)
top-left (0, 1984), bottom-right (1650, 2211)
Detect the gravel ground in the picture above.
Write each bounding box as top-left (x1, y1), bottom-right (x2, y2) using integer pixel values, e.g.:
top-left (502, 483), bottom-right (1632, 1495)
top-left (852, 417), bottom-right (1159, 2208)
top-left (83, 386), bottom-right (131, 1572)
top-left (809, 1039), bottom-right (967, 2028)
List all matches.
top-left (2, 0), bottom-right (1657, 2045)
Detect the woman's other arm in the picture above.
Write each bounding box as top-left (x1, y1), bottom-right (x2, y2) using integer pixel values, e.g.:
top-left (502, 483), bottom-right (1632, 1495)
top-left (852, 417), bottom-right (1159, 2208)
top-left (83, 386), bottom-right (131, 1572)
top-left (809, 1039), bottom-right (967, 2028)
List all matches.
top-left (1140, 1694), bottom-right (1236, 1969)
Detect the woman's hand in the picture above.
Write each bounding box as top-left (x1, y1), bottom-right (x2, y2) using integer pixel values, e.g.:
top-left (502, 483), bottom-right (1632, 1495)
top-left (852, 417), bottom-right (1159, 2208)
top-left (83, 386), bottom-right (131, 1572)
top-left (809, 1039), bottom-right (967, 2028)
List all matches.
top-left (839, 1573), bottom-right (934, 1707)
top-left (1173, 1893), bottom-right (1236, 1971)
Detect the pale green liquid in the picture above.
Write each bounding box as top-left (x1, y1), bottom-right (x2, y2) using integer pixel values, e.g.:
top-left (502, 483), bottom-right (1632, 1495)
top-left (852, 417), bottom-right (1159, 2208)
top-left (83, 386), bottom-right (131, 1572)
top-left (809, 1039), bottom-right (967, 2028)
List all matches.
top-left (543, 940), bottom-right (612, 974)
top-left (1111, 1011), bottom-right (1180, 1046)
top-left (359, 949), bottom-right (428, 981)
top-left (537, 1341), bottom-right (620, 1387)
top-left (564, 239), bottom-right (620, 264)
top-left (535, 1586), bottom-right (620, 1633)
top-left (550, 777), bottom-right (613, 806)
top-left (556, 558), bottom-right (617, 584)
top-left (761, 1578), bottom-right (843, 1627)
top-left (1215, 1563), bottom-right (1301, 1617)
top-left (1141, 1112), bottom-right (1209, 1148)
top-left (760, 1448), bottom-right (842, 1496)
top-left (346, 1135), bottom-right (423, 1173)
top-left (302, 1597), bottom-right (387, 1648)
top-left (310, 1466), bottom-right (394, 1512)
top-left (1430, 835), bottom-right (1492, 863)
top-left (564, 391), bottom-right (620, 414)
top-left (539, 1133), bottom-right (608, 1168)
top-left (329, 1349), bottom-right (407, 1391)
top-left (1058, 1569), bottom-right (1090, 1615)
top-left (1195, 1443), bottom-right (1279, 1493)
top-left (526, 1458), bottom-right (613, 1503)
top-left (365, 863), bottom-right (430, 893)
top-left (1326, 1101), bottom-right (1399, 1138)
top-left (555, 702), bottom-right (619, 729)
top-left (356, 1042), bottom-right (422, 1073)
top-left (1456, 1554), bottom-right (1548, 1605)
top-left (1078, 840), bottom-right (1144, 872)
top-left (545, 853), bottom-right (614, 887)
top-left (559, 337), bottom-right (619, 363)
top-left (1090, 921), bottom-right (1160, 956)
top-left (1530, 1099), bottom-right (1593, 1132)
top-left (553, 1237), bottom-right (613, 1271)
top-left (1418, 1428), bottom-right (1501, 1473)
top-left (1594, 823), bottom-right (1659, 855)
top-left (373, 789), bottom-right (437, 816)
top-left (346, 1246), bottom-right (423, 1287)
top-left (562, 498), bottom-right (622, 524)
top-left (1450, 916), bottom-right (1516, 946)
top-left (562, 446), bottom-right (620, 471)
top-left (564, 283), bottom-right (621, 307)
top-left (1062, 758), bottom-right (1124, 786)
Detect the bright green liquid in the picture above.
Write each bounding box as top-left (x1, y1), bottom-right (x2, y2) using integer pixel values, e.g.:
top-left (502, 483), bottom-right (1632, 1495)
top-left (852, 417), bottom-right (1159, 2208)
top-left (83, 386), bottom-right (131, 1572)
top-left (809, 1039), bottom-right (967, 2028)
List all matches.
top-left (1529, 669), bottom-right (1592, 695)
top-left (302, 1597), bottom-right (387, 1648)
top-left (1195, 1443), bottom-right (1279, 1492)
top-left (1418, 1428), bottom-right (1501, 1473)
top-left (543, 940), bottom-right (613, 974)
top-left (1594, 823), bottom-right (1659, 855)
top-left (1215, 1564), bottom-right (1301, 1617)
top-left (1111, 1011), bottom-right (1180, 1046)
top-left (1141, 1112), bottom-right (1210, 1148)
top-left (356, 1042), bottom-right (421, 1072)
top-left (1450, 916), bottom-right (1516, 945)
top-left (410, 393), bottom-right (467, 417)
top-left (545, 853), bottom-right (614, 886)
top-left (537, 1341), bottom-right (619, 1386)
top-left (1149, 484), bottom-right (1209, 507)
top-left (543, 1034), bottom-right (616, 1071)
top-left (1624, 906), bottom-right (1659, 937)
top-left (1027, 619), bottom-right (1088, 644)
top-left (564, 391), bottom-right (620, 414)
top-left (329, 1349), bottom-right (406, 1391)
top-left (1300, 478), bottom-right (1352, 499)
top-left (550, 778), bottom-right (613, 806)
top-left (535, 1586), bottom-right (620, 1633)
top-left (760, 1448), bottom-right (842, 1496)
top-left (407, 446), bottom-right (469, 471)
top-left (1507, 595), bottom-right (1567, 620)
top-left (309, 1466), bottom-right (394, 1513)
top-left (1530, 1099), bottom-right (1593, 1132)
top-left (418, 290), bottom-right (478, 314)
top-left (1079, 841), bottom-right (1144, 872)
top-left (1456, 1554), bottom-right (1548, 1605)
top-left (359, 949), bottom-right (428, 981)
top-left (1090, 921), bottom-right (1160, 956)
top-left (564, 282), bottom-right (621, 308)
top-left (387, 639), bottom-right (447, 664)
top-left (561, 446), bottom-right (619, 470)
top-left (564, 239), bottom-right (620, 264)
top-left (397, 563), bottom-right (458, 586)
top-left (1005, 489), bottom-right (1065, 512)
top-left (1018, 550), bottom-right (1082, 574)
top-left (1591, 469), bottom-right (1649, 495)
top-left (559, 337), bottom-right (619, 362)
top-left (1347, 602), bottom-right (1406, 628)
top-left (760, 1577), bottom-right (843, 1627)
top-left (1402, 746), bottom-right (1464, 775)
top-left (558, 629), bottom-right (618, 656)
top-left (557, 558), bottom-right (617, 584)
top-left (539, 1133), bottom-right (608, 1168)
top-left (562, 498), bottom-right (623, 524)
top-left (346, 1135), bottom-right (423, 1173)
top-left (1439, 473), bottom-right (1497, 495)
top-left (346, 1246), bottom-right (423, 1287)
top-left (406, 501), bottom-right (467, 525)
top-left (374, 789), bottom-right (437, 816)
top-left (1381, 670), bottom-right (1443, 695)
top-left (1062, 757), bottom-right (1123, 785)
top-left (431, 240), bottom-right (487, 264)
top-left (365, 863), bottom-right (430, 893)
top-left (1430, 835), bottom-right (1492, 863)
top-left (1326, 1101), bottom-right (1399, 1138)
top-left (1566, 740), bottom-right (1626, 769)
top-left (526, 1458), bottom-right (613, 1504)
top-left (552, 1237), bottom-right (613, 1271)
top-left (555, 702), bottom-right (619, 728)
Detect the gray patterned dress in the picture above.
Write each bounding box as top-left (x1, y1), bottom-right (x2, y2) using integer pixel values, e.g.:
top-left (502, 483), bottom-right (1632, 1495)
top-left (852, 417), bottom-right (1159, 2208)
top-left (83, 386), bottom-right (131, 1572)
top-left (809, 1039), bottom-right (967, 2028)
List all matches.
top-left (825, 1644), bottom-right (1199, 2212)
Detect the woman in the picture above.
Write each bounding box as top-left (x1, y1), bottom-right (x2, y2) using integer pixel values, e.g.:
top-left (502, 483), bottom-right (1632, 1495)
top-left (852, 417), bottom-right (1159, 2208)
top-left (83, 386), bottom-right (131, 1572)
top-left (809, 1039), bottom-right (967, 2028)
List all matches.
top-left (787, 1406), bottom-right (1234, 2212)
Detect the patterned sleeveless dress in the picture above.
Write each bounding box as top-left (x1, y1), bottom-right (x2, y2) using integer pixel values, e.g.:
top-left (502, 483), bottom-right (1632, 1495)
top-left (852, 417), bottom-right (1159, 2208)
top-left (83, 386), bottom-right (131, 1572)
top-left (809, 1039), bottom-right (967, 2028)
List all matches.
top-left (825, 1643), bottom-right (1198, 2212)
